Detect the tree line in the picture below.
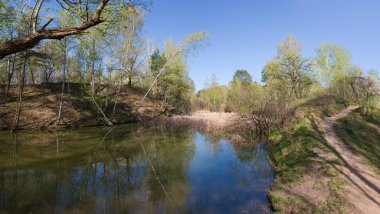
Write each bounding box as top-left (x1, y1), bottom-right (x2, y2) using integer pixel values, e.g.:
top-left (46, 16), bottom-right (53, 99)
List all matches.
top-left (0, 1), bottom-right (379, 132)
top-left (195, 36), bottom-right (380, 135)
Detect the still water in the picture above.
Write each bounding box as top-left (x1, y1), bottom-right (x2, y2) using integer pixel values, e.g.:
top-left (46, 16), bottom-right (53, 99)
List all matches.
top-left (0, 125), bottom-right (274, 213)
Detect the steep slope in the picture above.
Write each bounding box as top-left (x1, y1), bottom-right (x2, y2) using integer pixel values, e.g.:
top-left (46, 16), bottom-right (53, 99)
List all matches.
top-left (0, 83), bottom-right (159, 130)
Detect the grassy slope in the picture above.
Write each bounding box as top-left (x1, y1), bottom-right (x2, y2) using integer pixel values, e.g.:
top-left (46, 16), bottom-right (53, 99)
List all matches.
top-left (336, 104), bottom-right (380, 174)
top-left (269, 96), bottom-right (351, 213)
top-left (0, 83), bottom-right (158, 130)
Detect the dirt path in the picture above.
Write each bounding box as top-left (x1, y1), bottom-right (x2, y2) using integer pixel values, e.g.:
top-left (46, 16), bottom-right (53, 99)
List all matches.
top-left (323, 106), bottom-right (380, 213)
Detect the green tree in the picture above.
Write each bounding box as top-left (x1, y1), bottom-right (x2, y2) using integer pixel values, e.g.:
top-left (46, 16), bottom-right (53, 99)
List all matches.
top-left (149, 49), bottom-right (168, 101)
top-left (0, 0), bottom-right (146, 58)
top-left (233, 69), bottom-right (252, 85)
top-left (195, 74), bottom-right (227, 112)
top-left (226, 78), bottom-right (261, 113)
top-left (160, 38), bottom-right (195, 113)
top-left (314, 43), bottom-right (357, 98)
top-left (117, 10), bottom-right (146, 87)
top-left (140, 31), bottom-right (208, 113)
top-left (262, 35), bottom-right (313, 99)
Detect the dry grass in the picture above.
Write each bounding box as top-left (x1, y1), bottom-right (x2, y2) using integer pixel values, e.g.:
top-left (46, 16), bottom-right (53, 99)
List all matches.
top-left (164, 110), bottom-right (239, 132)
top-left (0, 83), bottom-right (158, 130)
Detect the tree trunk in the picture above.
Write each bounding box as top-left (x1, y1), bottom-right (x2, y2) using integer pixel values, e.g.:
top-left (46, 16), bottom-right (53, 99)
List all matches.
top-left (5, 57), bottom-right (10, 95)
top-left (12, 52), bottom-right (27, 131)
top-left (6, 54), bottom-right (16, 96)
top-left (30, 67), bottom-right (36, 84)
top-left (128, 75), bottom-right (132, 87)
top-left (56, 40), bottom-right (67, 127)
top-left (112, 79), bottom-right (121, 116)
top-left (91, 40), bottom-right (96, 95)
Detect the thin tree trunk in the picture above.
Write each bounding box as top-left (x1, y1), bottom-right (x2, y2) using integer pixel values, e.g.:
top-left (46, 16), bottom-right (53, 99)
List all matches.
top-left (30, 68), bottom-right (36, 84)
top-left (103, 56), bottom-right (113, 113)
top-left (56, 40), bottom-right (67, 127)
top-left (66, 61), bottom-right (71, 107)
top-left (112, 79), bottom-right (121, 116)
top-left (6, 54), bottom-right (16, 96)
top-left (4, 56), bottom-right (10, 96)
top-left (91, 40), bottom-right (96, 95)
top-left (44, 69), bottom-right (49, 83)
top-left (12, 52), bottom-right (27, 131)
top-left (128, 73), bottom-right (132, 87)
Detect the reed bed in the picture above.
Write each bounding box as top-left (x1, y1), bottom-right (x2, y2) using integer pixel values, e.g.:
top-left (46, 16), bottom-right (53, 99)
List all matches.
top-left (164, 111), bottom-right (239, 132)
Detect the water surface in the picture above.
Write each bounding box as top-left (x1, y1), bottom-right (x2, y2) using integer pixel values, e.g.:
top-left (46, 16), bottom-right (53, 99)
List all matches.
top-left (0, 125), bottom-right (274, 213)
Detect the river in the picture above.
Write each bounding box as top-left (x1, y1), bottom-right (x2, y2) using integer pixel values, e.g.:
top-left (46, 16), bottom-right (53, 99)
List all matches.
top-left (0, 124), bottom-right (274, 213)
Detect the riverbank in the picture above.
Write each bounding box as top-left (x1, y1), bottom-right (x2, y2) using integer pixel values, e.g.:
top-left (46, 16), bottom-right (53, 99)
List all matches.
top-left (2, 85), bottom-right (379, 212)
top-left (0, 83), bottom-right (159, 130)
top-left (268, 96), bottom-right (351, 213)
top-left (269, 97), bottom-right (380, 213)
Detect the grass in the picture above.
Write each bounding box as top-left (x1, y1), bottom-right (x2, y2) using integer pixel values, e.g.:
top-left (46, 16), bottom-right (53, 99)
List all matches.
top-left (270, 116), bottom-right (321, 184)
top-left (321, 97), bottom-right (351, 117)
top-left (336, 106), bottom-right (380, 174)
top-left (268, 96), bottom-right (349, 213)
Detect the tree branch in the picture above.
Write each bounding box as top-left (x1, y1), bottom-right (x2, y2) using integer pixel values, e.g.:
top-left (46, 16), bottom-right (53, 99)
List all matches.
top-left (0, 0), bottom-right (110, 59)
top-left (33, 0), bottom-right (45, 33)
top-left (40, 18), bottom-right (54, 30)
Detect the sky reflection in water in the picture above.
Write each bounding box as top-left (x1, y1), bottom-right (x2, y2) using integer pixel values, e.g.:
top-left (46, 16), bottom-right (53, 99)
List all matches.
top-left (0, 125), bottom-right (274, 213)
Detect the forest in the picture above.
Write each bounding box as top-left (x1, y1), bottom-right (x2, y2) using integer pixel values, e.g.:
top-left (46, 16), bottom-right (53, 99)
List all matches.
top-left (0, 0), bottom-right (210, 130)
top-left (0, 0), bottom-right (379, 213)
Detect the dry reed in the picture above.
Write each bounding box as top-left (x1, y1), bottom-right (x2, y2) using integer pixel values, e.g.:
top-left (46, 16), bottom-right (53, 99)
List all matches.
top-left (164, 110), bottom-right (238, 132)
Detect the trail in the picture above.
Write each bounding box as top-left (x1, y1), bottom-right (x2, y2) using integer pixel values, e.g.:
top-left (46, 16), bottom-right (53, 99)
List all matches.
top-left (323, 106), bottom-right (380, 213)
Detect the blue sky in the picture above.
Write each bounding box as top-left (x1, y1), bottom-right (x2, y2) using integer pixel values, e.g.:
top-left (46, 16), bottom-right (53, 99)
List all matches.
top-left (144, 0), bottom-right (380, 91)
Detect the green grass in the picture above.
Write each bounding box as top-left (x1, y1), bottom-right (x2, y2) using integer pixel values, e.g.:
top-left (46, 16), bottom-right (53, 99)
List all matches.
top-left (337, 107), bottom-right (380, 174)
top-left (322, 97), bottom-right (351, 117)
top-left (270, 115), bottom-right (322, 184)
top-left (321, 178), bottom-right (347, 213)
top-left (268, 96), bottom-right (350, 213)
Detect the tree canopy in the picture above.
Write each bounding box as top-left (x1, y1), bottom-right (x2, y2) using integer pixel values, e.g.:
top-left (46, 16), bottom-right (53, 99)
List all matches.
top-left (0, 0), bottom-right (145, 59)
top-left (233, 69), bottom-right (252, 84)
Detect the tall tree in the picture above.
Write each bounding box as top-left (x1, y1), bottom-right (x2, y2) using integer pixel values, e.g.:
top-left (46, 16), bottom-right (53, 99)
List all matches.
top-left (233, 69), bottom-right (252, 85)
top-left (117, 10), bottom-right (145, 87)
top-left (262, 35), bottom-right (313, 99)
top-left (314, 43), bottom-right (355, 98)
top-left (139, 31), bottom-right (208, 112)
top-left (0, 0), bottom-right (144, 58)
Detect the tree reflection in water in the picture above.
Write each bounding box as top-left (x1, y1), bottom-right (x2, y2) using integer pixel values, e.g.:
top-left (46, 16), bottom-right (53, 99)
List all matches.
top-left (0, 125), bottom-right (273, 213)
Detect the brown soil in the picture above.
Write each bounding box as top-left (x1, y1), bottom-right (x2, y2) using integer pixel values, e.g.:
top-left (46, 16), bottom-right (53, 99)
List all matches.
top-left (0, 83), bottom-right (158, 130)
top-left (323, 106), bottom-right (380, 213)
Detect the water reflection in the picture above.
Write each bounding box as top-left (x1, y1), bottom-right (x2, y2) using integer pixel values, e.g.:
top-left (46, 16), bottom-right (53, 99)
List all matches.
top-left (0, 125), bottom-right (273, 213)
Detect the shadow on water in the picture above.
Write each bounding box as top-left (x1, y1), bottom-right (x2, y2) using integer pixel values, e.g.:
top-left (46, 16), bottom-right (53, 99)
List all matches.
top-left (0, 125), bottom-right (274, 213)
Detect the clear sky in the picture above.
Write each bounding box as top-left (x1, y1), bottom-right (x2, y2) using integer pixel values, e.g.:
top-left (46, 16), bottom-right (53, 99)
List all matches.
top-left (143, 0), bottom-right (380, 91)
